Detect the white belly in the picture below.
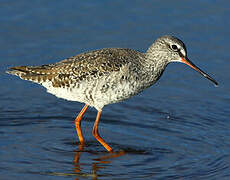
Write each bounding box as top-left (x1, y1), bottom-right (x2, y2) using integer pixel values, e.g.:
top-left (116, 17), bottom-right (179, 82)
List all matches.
top-left (41, 72), bottom-right (143, 111)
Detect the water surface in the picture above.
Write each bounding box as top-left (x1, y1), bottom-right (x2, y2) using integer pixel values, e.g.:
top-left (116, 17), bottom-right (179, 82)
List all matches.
top-left (1, 1), bottom-right (230, 179)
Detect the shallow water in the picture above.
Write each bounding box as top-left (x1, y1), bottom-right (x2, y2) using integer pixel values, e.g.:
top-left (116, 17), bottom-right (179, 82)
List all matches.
top-left (1, 1), bottom-right (230, 179)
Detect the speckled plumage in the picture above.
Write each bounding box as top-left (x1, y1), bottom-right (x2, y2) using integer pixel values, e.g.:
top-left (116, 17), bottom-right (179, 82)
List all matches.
top-left (7, 35), bottom-right (219, 111)
top-left (7, 35), bottom-right (218, 152)
top-left (7, 36), bottom-right (218, 111)
top-left (8, 48), bottom-right (144, 109)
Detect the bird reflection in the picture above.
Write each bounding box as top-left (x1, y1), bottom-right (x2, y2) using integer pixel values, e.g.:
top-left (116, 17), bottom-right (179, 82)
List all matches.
top-left (73, 143), bottom-right (125, 180)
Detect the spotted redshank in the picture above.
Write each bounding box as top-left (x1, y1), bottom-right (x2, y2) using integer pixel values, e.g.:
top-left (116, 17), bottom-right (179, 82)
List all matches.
top-left (7, 35), bottom-right (218, 152)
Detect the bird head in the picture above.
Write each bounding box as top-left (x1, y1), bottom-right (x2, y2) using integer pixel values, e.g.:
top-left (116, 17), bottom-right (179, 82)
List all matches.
top-left (151, 35), bottom-right (218, 86)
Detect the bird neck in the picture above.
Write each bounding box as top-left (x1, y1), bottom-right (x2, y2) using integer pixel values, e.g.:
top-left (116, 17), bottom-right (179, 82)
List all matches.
top-left (145, 46), bottom-right (169, 72)
top-left (139, 47), bottom-right (169, 85)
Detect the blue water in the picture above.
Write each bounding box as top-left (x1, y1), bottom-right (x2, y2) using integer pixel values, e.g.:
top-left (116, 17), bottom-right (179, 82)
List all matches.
top-left (1, 1), bottom-right (230, 179)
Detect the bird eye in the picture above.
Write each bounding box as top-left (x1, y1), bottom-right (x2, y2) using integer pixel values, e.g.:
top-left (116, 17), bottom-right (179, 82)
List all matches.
top-left (171, 44), bottom-right (178, 51)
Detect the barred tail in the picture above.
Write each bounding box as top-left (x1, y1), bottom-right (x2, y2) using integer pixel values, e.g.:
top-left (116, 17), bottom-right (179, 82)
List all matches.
top-left (6, 66), bottom-right (55, 84)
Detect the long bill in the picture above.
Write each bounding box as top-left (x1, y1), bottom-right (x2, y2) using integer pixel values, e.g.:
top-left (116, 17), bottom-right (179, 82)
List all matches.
top-left (181, 57), bottom-right (218, 86)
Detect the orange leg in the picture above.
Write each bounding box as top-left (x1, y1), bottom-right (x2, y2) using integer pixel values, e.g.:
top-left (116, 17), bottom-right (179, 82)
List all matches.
top-left (92, 110), bottom-right (113, 152)
top-left (74, 104), bottom-right (89, 144)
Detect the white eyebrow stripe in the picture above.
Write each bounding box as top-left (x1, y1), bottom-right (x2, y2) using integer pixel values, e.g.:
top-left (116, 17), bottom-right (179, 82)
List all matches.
top-left (179, 48), bottom-right (186, 57)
